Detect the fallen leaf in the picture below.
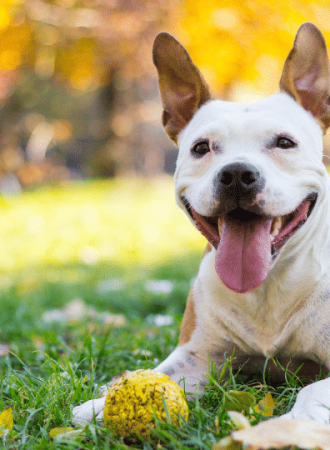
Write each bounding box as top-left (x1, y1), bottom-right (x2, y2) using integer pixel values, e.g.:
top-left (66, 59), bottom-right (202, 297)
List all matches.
top-left (213, 435), bottom-right (242, 450)
top-left (254, 392), bottom-right (275, 416)
top-left (231, 418), bottom-right (330, 450)
top-left (49, 427), bottom-right (75, 437)
top-left (0, 408), bottom-right (13, 436)
top-left (49, 427), bottom-right (83, 440)
top-left (223, 391), bottom-right (255, 414)
top-left (227, 411), bottom-right (250, 430)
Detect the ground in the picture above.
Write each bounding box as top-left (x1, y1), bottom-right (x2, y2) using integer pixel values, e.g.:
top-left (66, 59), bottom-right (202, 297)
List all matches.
top-left (0, 179), bottom-right (317, 449)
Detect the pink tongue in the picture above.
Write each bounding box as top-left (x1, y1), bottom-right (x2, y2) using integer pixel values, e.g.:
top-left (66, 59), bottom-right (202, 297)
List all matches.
top-left (215, 216), bottom-right (273, 293)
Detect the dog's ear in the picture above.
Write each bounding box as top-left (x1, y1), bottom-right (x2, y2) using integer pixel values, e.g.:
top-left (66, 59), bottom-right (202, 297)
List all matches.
top-left (280, 22), bottom-right (330, 131)
top-left (153, 33), bottom-right (211, 143)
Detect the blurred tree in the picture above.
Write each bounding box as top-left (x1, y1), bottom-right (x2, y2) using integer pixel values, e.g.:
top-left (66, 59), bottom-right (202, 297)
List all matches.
top-left (175, 0), bottom-right (330, 100)
top-left (0, 0), bottom-right (176, 184)
top-left (1, 0), bottom-right (330, 186)
top-left (0, 0), bottom-right (174, 96)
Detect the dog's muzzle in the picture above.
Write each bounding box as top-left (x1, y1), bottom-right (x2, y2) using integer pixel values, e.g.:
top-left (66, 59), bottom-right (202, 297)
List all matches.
top-left (181, 164), bottom-right (317, 294)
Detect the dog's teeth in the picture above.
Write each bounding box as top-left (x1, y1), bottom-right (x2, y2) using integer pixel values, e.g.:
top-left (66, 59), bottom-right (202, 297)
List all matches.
top-left (271, 216), bottom-right (282, 236)
top-left (218, 218), bottom-right (222, 236)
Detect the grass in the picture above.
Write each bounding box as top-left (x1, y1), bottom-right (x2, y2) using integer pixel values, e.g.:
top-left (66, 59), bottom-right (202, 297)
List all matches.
top-left (0, 177), bottom-right (204, 271)
top-left (0, 178), bottom-right (324, 449)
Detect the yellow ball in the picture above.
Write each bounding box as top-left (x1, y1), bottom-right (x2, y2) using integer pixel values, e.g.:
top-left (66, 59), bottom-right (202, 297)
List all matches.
top-left (103, 369), bottom-right (189, 440)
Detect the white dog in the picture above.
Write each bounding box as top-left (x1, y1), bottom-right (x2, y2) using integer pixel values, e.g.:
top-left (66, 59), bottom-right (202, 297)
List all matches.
top-left (73, 22), bottom-right (330, 425)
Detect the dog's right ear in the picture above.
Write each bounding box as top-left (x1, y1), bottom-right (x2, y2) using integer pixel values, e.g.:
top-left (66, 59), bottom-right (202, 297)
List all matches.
top-left (280, 23), bottom-right (330, 132)
top-left (153, 33), bottom-right (211, 143)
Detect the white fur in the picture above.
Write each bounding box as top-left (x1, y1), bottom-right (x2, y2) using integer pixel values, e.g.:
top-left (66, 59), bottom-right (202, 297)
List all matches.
top-left (168, 94), bottom-right (330, 423)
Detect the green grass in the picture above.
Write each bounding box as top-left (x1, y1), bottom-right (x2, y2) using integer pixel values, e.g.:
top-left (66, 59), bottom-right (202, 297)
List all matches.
top-left (0, 177), bottom-right (204, 271)
top-left (0, 179), bottom-right (323, 449)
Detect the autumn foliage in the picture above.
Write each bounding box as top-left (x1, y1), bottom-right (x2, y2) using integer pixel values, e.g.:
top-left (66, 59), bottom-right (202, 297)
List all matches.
top-left (0, 1), bottom-right (330, 183)
top-left (174, 0), bottom-right (330, 99)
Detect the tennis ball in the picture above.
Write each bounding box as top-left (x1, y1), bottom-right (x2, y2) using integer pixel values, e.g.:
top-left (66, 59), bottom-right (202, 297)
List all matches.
top-left (103, 369), bottom-right (188, 440)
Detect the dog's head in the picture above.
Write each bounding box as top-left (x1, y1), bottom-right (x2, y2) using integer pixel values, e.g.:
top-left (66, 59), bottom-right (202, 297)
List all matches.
top-left (153, 23), bottom-right (330, 294)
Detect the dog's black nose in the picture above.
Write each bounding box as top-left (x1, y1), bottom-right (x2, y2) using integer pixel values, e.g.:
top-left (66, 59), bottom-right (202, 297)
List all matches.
top-left (219, 162), bottom-right (260, 189)
top-left (214, 162), bottom-right (265, 212)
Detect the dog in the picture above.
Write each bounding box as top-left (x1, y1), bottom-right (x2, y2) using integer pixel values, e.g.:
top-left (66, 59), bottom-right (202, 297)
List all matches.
top-left (73, 22), bottom-right (330, 425)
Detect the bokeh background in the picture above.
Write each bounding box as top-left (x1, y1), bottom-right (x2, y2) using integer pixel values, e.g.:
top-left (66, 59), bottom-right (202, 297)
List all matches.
top-left (1, 0), bottom-right (330, 278)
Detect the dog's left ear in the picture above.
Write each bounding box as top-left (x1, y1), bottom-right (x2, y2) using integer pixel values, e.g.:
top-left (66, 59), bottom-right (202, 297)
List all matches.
top-left (280, 22), bottom-right (330, 132)
top-left (153, 32), bottom-right (211, 143)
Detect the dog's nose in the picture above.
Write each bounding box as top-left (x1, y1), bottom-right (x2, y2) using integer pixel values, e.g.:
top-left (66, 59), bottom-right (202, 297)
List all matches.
top-left (214, 162), bottom-right (265, 210)
top-left (219, 162), bottom-right (261, 189)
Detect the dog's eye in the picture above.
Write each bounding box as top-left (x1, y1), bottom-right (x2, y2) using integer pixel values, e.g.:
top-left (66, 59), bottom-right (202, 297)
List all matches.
top-left (191, 141), bottom-right (210, 157)
top-left (276, 137), bottom-right (297, 149)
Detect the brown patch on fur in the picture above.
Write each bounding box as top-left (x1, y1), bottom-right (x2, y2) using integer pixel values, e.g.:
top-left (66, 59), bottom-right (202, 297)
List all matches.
top-left (178, 243), bottom-right (212, 346)
top-left (178, 286), bottom-right (197, 346)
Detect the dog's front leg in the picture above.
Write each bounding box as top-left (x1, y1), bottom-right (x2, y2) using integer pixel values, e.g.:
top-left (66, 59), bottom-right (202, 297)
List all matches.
top-left (153, 344), bottom-right (210, 398)
top-left (281, 378), bottom-right (330, 424)
top-left (72, 345), bottom-right (209, 425)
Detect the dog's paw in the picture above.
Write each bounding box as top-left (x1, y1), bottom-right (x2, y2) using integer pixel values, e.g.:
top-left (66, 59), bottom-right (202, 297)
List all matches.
top-left (72, 373), bottom-right (131, 426)
top-left (72, 397), bottom-right (106, 426)
top-left (280, 379), bottom-right (330, 424)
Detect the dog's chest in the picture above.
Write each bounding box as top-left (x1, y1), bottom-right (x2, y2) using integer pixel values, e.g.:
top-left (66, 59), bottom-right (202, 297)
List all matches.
top-left (207, 301), bottom-right (298, 358)
top-left (194, 251), bottom-right (320, 358)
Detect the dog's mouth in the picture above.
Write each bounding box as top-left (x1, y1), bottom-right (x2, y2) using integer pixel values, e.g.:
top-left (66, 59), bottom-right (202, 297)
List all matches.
top-left (182, 193), bottom-right (317, 294)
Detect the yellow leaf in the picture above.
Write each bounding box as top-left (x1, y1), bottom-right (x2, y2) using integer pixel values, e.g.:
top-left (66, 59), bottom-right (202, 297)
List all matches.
top-left (254, 392), bottom-right (275, 416)
top-left (231, 418), bottom-right (330, 449)
top-left (223, 390), bottom-right (255, 414)
top-left (49, 427), bottom-right (83, 440)
top-left (0, 408), bottom-right (13, 436)
top-left (213, 435), bottom-right (242, 450)
top-left (227, 411), bottom-right (250, 430)
top-left (49, 427), bottom-right (74, 437)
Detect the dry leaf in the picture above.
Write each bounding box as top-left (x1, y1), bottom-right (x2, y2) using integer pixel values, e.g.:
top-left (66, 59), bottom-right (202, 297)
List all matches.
top-left (49, 427), bottom-right (83, 440)
top-left (231, 418), bottom-right (330, 450)
top-left (0, 408), bottom-right (13, 436)
top-left (254, 392), bottom-right (275, 416)
top-left (49, 427), bottom-right (74, 437)
top-left (223, 391), bottom-right (255, 414)
top-left (213, 435), bottom-right (242, 450)
top-left (227, 411), bottom-right (250, 430)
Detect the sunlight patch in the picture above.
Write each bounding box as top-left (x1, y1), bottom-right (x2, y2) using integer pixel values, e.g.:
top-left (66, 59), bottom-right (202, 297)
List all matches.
top-left (144, 280), bottom-right (174, 294)
top-left (146, 314), bottom-right (174, 326)
top-left (96, 278), bottom-right (125, 293)
top-left (42, 298), bottom-right (126, 326)
top-left (0, 344), bottom-right (9, 356)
